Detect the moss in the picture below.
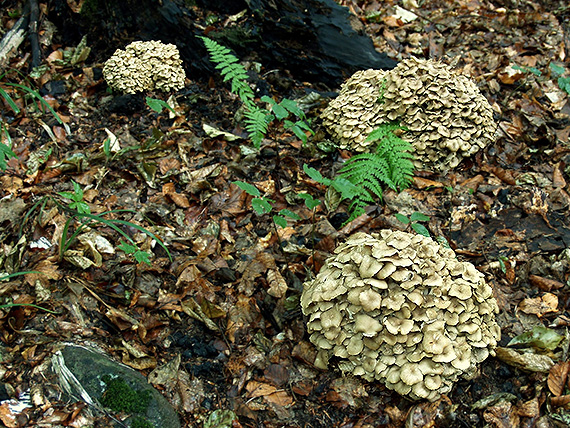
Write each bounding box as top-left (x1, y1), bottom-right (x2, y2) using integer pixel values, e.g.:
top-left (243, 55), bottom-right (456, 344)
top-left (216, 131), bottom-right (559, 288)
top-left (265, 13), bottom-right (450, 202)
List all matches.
top-left (100, 375), bottom-right (152, 414)
top-left (131, 416), bottom-right (154, 428)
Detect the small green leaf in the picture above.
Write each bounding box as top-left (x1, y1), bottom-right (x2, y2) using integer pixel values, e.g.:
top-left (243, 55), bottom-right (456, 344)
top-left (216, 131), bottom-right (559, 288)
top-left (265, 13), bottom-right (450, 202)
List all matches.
top-left (251, 197), bottom-right (272, 214)
top-left (233, 181), bottom-right (261, 197)
top-left (279, 98), bottom-right (305, 118)
top-left (70, 201), bottom-right (91, 214)
top-left (260, 95), bottom-right (276, 105)
top-left (271, 103), bottom-right (289, 121)
top-left (145, 96), bottom-right (175, 114)
top-left (134, 250), bottom-right (151, 265)
top-left (549, 62), bottom-right (565, 77)
top-left (410, 212), bottom-right (430, 222)
top-left (72, 180), bottom-right (84, 201)
top-left (58, 191), bottom-right (76, 200)
top-left (118, 241), bottom-right (137, 254)
top-left (394, 213), bottom-right (410, 224)
top-left (507, 326), bottom-right (563, 351)
top-left (279, 209), bottom-right (301, 220)
top-left (273, 215), bottom-right (288, 228)
top-left (411, 223), bottom-right (430, 237)
top-left (297, 193), bottom-right (320, 210)
top-left (303, 164), bottom-right (328, 184)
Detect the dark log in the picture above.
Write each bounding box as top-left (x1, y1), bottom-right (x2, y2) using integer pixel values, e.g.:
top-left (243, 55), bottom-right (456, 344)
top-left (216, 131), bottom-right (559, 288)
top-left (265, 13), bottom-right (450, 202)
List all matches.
top-left (49, 0), bottom-right (396, 88)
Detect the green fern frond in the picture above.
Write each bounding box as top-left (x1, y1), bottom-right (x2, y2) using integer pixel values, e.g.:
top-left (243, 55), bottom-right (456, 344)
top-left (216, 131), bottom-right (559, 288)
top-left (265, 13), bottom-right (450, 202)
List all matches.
top-left (199, 36), bottom-right (255, 107)
top-left (335, 122), bottom-right (415, 223)
top-left (244, 108), bottom-right (270, 149)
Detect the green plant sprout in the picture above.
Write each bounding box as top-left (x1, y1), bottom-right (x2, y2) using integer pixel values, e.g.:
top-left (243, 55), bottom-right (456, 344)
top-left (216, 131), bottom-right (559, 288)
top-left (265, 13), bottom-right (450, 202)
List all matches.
top-left (145, 96), bottom-right (176, 114)
top-left (549, 63), bottom-right (570, 95)
top-left (199, 36), bottom-right (313, 149)
top-left (58, 180), bottom-right (91, 214)
top-left (233, 180), bottom-right (301, 228)
top-left (394, 211), bottom-right (431, 237)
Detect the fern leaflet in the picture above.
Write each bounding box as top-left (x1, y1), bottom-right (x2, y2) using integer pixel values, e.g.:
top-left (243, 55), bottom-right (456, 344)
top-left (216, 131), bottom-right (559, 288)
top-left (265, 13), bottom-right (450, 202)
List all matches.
top-left (199, 36), bottom-right (255, 109)
top-left (244, 108), bottom-right (270, 149)
top-left (338, 122), bottom-right (415, 222)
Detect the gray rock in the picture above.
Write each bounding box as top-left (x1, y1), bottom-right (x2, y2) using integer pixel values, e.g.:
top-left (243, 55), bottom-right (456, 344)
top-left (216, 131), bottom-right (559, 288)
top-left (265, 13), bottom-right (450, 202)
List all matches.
top-left (52, 344), bottom-right (180, 428)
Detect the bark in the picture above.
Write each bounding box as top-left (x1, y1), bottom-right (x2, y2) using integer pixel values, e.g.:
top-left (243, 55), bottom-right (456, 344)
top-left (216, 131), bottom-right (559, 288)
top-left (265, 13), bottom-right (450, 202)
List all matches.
top-left (49, 0), bottom-right (396, 88)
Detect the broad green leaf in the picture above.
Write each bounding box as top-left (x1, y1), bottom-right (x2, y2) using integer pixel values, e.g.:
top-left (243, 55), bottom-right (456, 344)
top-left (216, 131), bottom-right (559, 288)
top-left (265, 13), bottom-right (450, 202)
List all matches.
top-left (271, 103), bottom-right (289, 120)
top-left (145, 96), bottom-right (175, 113)
top-left (558, 76), bottom-right (570, 95)
top-left (72, 180), bottom-right (83, 201)
top-left (260, 95), bottom-right (276, 105)
top-left (279, 98), bottom-right (305, 118)
top-left (297, 193), bottom-right (320, 210)
top-left (549, 62), bottom-right (565, 77)
top-left (273, 215), bottom-right (288, 228)
top-left (410, 212), bottom-right (430, 222)
top-left (507, 326), bottom-right (563, 351)
top-left (58, 191), bottom-right (76, 200)
top-left (411, 223), bottom-right (430, 237)
top-left (134, 250), bottom-right (151, 265)
top-left (303, 164), bottom-right (326, 184)
top-left (233, 180), bottom-right (261, 197)
top-left (118, 241), bottom-right (137, 254)
top-left (394, 213), bottom-right (410, 224)
top-left (251, 197), bottom-right (272, 214)
top-left (279, 209), bottom-right (301, 220)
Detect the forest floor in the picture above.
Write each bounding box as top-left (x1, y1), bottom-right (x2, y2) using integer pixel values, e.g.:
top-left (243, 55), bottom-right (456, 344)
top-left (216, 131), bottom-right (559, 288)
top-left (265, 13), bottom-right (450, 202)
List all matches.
top-left (1, 0), bottom-right (570, 427)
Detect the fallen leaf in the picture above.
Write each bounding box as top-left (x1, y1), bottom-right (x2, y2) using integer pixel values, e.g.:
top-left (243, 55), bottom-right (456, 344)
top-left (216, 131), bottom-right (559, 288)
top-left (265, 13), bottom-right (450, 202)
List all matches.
top-left (530, 275), bottom-right (565, 291)
top-left (483, 400), bottom-right (520, 428)
top-left (507, 326), bottom-right (563, 350)
top-left (518, 293), bottom-right (558, 317)
top-left (495, 347), bottom-right (555, 372)
top-left (267, 269), bottom-right (287, 298)
top-left (548, 361), bottom-right (570, 396)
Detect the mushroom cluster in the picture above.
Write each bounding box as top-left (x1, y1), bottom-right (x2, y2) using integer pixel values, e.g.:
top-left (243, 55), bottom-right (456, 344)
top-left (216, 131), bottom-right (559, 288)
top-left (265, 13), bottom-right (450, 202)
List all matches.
top-left (103, 41), bottom-right (186, 93)
top-left (301, 230), bottom-right (501, 401)
top-left (320, 58), bottom-right (496, 171)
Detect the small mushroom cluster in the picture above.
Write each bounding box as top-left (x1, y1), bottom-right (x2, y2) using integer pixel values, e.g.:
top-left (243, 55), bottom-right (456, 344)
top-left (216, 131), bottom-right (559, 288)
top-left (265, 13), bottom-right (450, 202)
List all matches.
top-left (321, 57), bottom-right (496, 171)
top-left (103, 41), bottom-right (186, 93)
top-left (301, 230), bottom-right (501, 401)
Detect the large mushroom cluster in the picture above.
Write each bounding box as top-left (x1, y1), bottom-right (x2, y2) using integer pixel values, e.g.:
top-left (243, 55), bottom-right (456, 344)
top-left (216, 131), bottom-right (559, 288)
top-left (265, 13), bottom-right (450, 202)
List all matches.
top-left (320, 57), bottom-right (496, 171)
top-left (301, 230), bottom-right (501, 401)
top-left (103, 41), bottom-right (186, 94)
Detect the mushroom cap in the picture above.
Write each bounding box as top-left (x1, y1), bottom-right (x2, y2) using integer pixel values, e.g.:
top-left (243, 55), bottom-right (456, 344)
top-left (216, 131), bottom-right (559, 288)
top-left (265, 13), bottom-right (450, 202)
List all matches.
top-left (103, 41), bottom-right (186, 93)
top-left (301, 230), bottom-right (501, 401)
top-left (320, 58), bottom-right (497, 172)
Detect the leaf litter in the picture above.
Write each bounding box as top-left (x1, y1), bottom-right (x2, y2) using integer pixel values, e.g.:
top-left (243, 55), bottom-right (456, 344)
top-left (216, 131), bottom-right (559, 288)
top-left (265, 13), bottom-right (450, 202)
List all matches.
top-left (1, 0), bottom-right (570, 427)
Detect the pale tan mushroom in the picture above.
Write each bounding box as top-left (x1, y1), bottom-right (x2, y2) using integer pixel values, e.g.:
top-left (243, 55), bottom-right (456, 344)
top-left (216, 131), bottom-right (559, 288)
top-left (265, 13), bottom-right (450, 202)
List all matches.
top-left (301, 230), bottom-right (501, 402)
top-left (103, 41), bottom-right (186, 93)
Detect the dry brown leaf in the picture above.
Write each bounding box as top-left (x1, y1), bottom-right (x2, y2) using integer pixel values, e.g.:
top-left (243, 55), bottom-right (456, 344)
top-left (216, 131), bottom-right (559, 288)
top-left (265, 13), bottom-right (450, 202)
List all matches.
top-left (551, 395), bottom-right (570, 407)
top-left (516, 397), bottom-right (540, 418)
top-left (530, 275), bottom-right (565, 291)
top-left (483, 401), bottom-right (520, 428)
top-left (552, 162), bottom-right (567, 188)
top-left (267, 269), bottom-right (287, 298)
top-left (518, 293), bottom-right (558, 317)
top-left (162, 182), bottom-right (190, 208)
top-left (412, 176), bottom-right (444, 189)
top-left (548, 361), bottom-right (570, 396)
top-left (25, 257), bottom-right (62, 287)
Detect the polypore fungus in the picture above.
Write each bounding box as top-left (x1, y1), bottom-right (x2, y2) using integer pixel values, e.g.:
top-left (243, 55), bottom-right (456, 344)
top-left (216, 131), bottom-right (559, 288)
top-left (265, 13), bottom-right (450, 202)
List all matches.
top-left (103, 41), bottom-right (186, 93)
top-left (301, 230), bottom-right (501, 401)
top-left (320, 57), bottom-right (496, 172)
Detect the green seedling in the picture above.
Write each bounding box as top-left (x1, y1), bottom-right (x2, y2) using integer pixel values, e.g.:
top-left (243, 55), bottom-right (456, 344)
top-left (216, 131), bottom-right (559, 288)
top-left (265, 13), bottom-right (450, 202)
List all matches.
top-left (549, 63), bottom-right (570, 95)
top-left (145, 96), bottom-right (176, 114)
top-left (117, 241), bottom-right (151, 265)
top-left (233, 180), bottom-right (300, 228)
top-left (394, 211), bottom-right (431, 237)
top-left (58, 180), bottom-right (91, 214)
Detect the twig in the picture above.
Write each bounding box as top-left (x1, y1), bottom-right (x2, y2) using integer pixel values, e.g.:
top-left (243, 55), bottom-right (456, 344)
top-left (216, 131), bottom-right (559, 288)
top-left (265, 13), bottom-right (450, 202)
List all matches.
top-left (28, 0), bottom-right (41, 68)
